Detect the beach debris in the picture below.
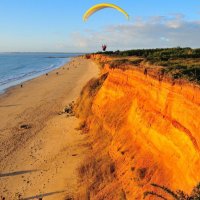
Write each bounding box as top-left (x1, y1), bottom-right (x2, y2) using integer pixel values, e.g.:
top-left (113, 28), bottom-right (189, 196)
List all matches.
top-left (58, 101), bottom-right (75, 117)
top-left (1, 196), bottom-right (5, 200)
top-left (46, 73), bottom-right (48, 76)
top-left (83, 3), bottom-right (129, 22)
top-left (56, 72), bottom-right (59, 75)
top-left (20, 124), bottom-right (32, 130)
top-left (20, 84), bottom-right (23, 88)
top-left (64, 102), bottom-right (75, 116)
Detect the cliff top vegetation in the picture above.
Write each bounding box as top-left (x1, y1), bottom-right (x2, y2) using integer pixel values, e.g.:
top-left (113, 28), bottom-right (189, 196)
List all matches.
top-left (95, 47), bottom-right (200, 84)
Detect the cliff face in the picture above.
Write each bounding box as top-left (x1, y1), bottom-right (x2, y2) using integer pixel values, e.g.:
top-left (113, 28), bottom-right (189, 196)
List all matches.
top-left (77, 55), bottom-right (200, 199)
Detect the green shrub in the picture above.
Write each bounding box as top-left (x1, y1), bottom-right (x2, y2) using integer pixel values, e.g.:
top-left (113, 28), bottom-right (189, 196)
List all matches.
top-left (144, 182), bottom-right (200, 200)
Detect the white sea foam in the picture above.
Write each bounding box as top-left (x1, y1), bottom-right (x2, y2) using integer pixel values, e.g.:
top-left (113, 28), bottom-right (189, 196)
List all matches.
top-left (0, 53), bottom-right (82, 93)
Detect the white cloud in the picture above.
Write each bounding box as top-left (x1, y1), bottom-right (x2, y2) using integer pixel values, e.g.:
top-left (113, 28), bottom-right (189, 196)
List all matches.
top-left (1, 14), bottom-right (199, 52)
top-left (64, 14), bottom-right (200, 52)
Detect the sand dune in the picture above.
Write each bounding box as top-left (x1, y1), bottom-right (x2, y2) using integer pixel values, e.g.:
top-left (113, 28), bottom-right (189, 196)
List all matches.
top-left (0, 57), bottom-right (99, 199)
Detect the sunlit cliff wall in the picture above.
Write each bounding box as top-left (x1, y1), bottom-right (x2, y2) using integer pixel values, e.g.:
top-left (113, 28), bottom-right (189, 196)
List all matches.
top-left (77, 55), bottom-right (200, 199)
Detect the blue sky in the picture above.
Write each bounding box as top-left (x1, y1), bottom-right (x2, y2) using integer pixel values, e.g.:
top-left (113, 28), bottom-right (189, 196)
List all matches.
top-left (0, 0), bottom-right (200, 52)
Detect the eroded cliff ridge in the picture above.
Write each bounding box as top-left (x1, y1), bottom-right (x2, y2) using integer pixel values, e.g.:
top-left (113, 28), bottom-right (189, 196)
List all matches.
top-left (76, 54), bottom-right (200, 200)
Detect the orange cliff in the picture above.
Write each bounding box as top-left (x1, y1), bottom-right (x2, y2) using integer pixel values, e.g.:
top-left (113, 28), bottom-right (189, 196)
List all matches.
top-left (78, 55), bottom-right (200, 199)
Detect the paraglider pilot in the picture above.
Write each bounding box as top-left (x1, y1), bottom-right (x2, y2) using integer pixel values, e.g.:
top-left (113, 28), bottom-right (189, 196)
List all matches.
top-left (102, 44), bottom-right (107, 52)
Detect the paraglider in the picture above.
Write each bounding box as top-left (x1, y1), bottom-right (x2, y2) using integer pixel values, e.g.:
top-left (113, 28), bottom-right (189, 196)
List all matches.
top-left (83, 3), bottom-right (129, 22)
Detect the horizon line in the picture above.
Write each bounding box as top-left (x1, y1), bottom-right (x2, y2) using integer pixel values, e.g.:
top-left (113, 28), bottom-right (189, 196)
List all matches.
top-left (0, 52), bottom-right (88, 54)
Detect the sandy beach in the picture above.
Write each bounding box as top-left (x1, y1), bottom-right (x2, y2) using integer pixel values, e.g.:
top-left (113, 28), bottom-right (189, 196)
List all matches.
top-left (0, 57), bottom-right (99, 199)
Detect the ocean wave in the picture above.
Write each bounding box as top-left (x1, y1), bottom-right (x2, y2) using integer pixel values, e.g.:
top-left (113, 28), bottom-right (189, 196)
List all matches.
top-left (0, 62), bottom-right (66, 86)
top-left (0, 53), bottom-right (83, 93)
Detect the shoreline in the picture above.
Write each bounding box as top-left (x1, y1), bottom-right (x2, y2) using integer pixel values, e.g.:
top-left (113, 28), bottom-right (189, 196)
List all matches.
top-left (0, 57), bottom-right (99, 199)
top-left (0, 56), bottom-right (77, 96)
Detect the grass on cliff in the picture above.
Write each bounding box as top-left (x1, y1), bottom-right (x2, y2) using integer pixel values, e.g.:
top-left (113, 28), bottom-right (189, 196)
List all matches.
top-left (144, 183), bottom-right (200, 200)
top-left (96, 47), bottom-right (200, 84)
top-left (74, 72), bottom-right (108, 119)
top-left (74, 73), bottom-right (125, 199)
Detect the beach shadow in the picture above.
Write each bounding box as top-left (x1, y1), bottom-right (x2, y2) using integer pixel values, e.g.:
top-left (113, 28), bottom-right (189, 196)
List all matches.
top-left (0, 170), bottom-right (38, 178)
top-left (22, 190), bottom-right (66, 200)
top-left (0, 104), bottom-right (21, 108)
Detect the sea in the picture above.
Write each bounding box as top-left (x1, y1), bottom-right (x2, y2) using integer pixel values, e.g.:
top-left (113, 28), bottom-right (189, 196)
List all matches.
top-left (0, 52), bottom-right (82, 94)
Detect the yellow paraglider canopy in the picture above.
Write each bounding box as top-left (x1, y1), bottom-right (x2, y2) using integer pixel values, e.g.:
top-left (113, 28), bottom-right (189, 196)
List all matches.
top-left (83, 3), bottom-right (129, 22)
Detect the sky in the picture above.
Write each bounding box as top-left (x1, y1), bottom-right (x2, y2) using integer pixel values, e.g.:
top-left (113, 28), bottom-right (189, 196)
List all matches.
top-left (0, 0), bottom-right (200, 52)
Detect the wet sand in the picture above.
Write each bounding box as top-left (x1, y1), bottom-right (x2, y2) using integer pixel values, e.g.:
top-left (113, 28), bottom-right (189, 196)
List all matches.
top-left (0, 57), bottom-right (99, 199)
